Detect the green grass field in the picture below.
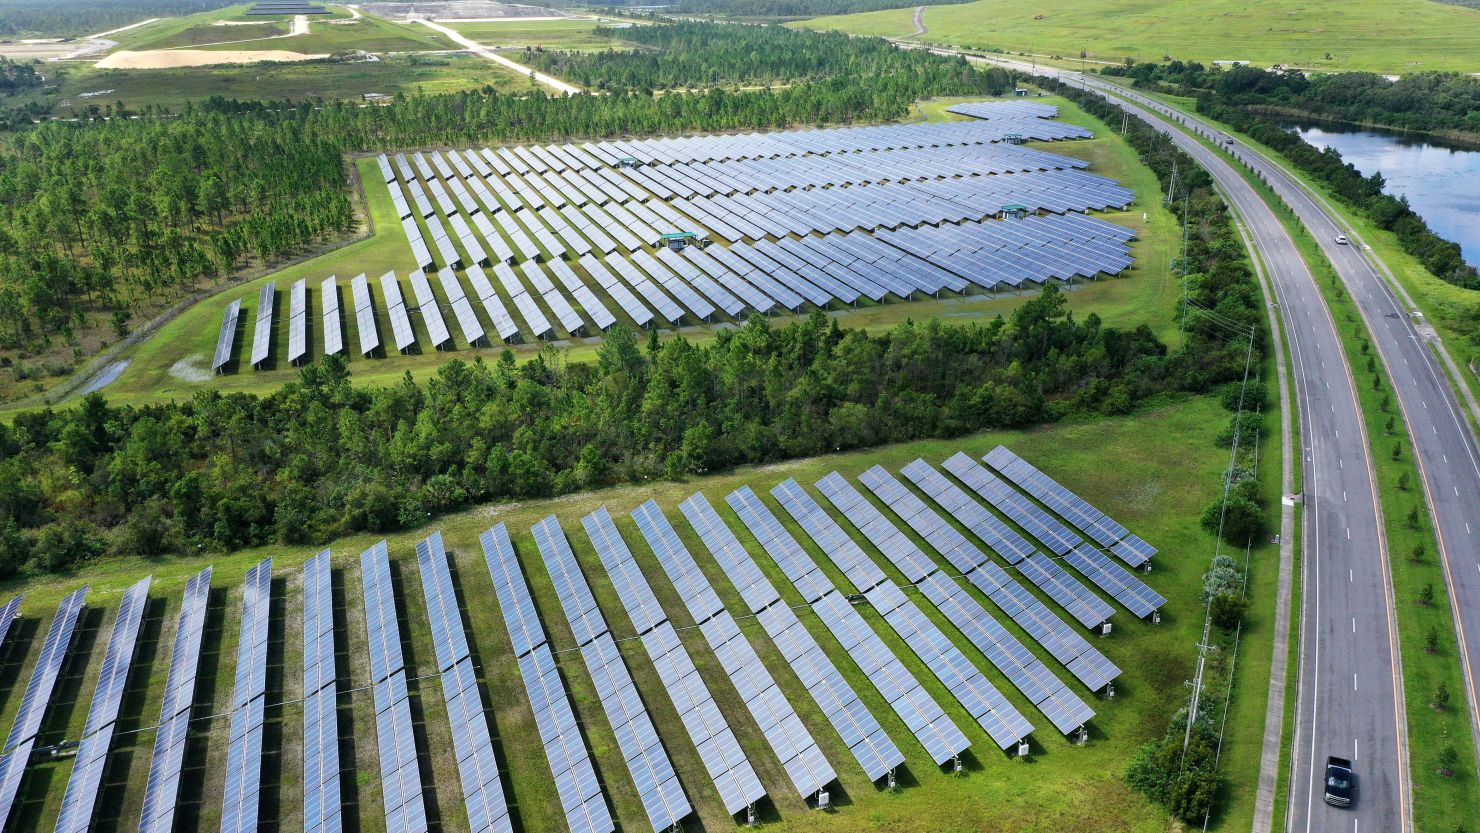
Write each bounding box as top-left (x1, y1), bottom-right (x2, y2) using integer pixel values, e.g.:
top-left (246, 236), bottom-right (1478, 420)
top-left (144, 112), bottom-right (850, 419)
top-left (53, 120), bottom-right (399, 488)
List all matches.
top-left (798, 0), bottom-right (1480, 74)
top-left (51, 52), bottom-right (530, 113)
top-left (0, 390), bottom-right (1276, 833)
top-left (39, 94), bottom-right (1181, 412)
top-left (449, 18), bottom-right (639, 51)
top-left (117, 4), bottom-right (448, 55)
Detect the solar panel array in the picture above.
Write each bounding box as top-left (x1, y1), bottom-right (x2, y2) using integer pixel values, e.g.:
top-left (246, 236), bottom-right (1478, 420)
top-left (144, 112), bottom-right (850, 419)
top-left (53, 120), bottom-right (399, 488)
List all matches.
top-left (407, 269), bottom-right (451, 350)
top-left (221, 558), bottom-right (272, 833)
top-left (984, 446), bottom-right (1158, 567)
top-left (480, 524), bottom-right (613, 833)
top-left (581, 508), bottom-right (764, 817)
top-left (945, 100), bottom-right (1064, 121)
top-left (214, 299), bottom-right (242, 373)
top-left (140, 566), bottom-right (212, 833)
top-left (824, 471), bottom-right (1094, 735)
top-left (887, 461), bottom-right (1121, 693)
top-left (725, 486), bottom-right (969, 767)
top-left (54, 578), bottom-right (149, 833)
top-left (361, 541), bottom-right (428, 833)
top-left (415, 532), bottom-right (512, 833)
top-left (0, 596), bottom-right (19, 657)
top-left (437, 267), bottom-right (488, 346)
top-left (771, 480), bottom-right (1033, 750)
top-left (288, 278), bottom-right (309, 365)
top-left (630, 500), bottom-right (836, 800)
top-left (303, 550), bottom-right (342, 833)
top-left (250, 282), bottom-right (276, 370)
top-left (680, 493), bottom-right (906, 782)
top-left (380, 271), bottom-right (416, 354)
top-left (1064, 544), bottom-right (1167, 620)
top-left (532, 517), bottom-right (690, 832)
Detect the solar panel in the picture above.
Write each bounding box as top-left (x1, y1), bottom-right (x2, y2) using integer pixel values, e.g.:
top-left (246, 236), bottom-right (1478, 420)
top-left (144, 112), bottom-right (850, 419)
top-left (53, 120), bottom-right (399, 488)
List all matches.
top-left (250, 281), bottom-right (276, 369)
top-left (629, 501), bottom-right (836, 800)
top-left (140, 566), bottom-right (212, 833)
top-left (350, 274), bottom-right (380, 357)
top-left (436, 268), bottom-right (487, 346)
top-left (214, 299), bottom-right (242, 373)
top-left (724, 486), bottom-right (969, 766)
top-left (54, 577), bottom-right (150, 833)
top-left (463, 266), bottom-right (521, 343)
top-left (221, 558), bottom-right (273, 833)
top-left (320, 276), bottom-right (343, 357)
top-left (881, 462), bottom-right (1121, 692)
top-left (771, 480), bottom-right (1033, 750)
top-left (1063, 544), bottom-right (1167, 619)
top-left (983, 446), bottom-right (1156, 566)
top-left (361, 541), bottom-right (429, 833)
top-left (288, 278), bottom-right (309, 365)
top-left (942, 452), bottom-right (1082, 555)
top-left (821, 471), bottom-right (1094, 735)
top-left (408, 269), bottom-right (451, 349)
top-left (0, 596), bottom-right (20, 658)
top-left (5, 585), bottom-right (89, 753)
top-left (303, 550), bottom-right (342, 833)
top-left (415, 533), bottom-right (512, 833)
top-left (380, 272), bottom-right (415, 353)
top-left (582, 508), bottom-right (764, 816)
top-left (679, 494), bottom-right (905, 782)
top-left (532, 516), bottom-right (691, 833)
top-left (479, 524), bottom-right (614, 833)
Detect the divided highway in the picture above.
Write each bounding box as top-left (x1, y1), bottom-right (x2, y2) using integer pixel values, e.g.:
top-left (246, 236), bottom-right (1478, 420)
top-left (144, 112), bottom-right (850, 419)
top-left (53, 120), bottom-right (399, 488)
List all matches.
top-left (959, 56), bottom-right (1412, 833)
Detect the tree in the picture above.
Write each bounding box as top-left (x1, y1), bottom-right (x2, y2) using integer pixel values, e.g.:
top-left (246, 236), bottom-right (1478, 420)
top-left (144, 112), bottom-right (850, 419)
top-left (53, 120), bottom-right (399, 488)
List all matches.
top-left (1433, 681), bottom-right (1450, 710)
top-left (1437, 745), bottom-right (1458, 777)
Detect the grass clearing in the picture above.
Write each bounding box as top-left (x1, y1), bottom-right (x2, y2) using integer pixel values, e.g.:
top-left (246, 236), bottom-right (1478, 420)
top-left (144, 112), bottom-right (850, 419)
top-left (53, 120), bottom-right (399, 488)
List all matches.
top-left (33, 94), bottom-right (1180, 412)
top-left (50, 52), bottom-right (531, 113)
top-left (797, 0), bottom-right (1480, 75)
top-left (0, 393), bottom-right (1271, 832)
top-left (450, 18), bottom-right (637, 51)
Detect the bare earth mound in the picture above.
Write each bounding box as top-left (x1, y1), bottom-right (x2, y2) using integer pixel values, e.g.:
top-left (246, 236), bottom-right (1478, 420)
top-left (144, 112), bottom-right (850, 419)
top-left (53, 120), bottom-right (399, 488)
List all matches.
top-left (97, 49), bottom-right (326, 69)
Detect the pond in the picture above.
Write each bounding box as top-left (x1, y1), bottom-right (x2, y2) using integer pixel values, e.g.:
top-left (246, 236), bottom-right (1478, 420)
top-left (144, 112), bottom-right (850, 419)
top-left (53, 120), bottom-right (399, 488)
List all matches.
top-left (1283, 121), bottom-right (1480, 268)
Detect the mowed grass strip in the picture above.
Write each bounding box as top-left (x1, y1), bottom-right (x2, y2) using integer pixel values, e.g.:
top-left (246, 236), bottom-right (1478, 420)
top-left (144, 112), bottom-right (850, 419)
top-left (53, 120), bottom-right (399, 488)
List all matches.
top-left (797, 0), bottom-right (1480, 75)
top-left (451, 18), bottom-right (639, 51)
top-left (0, 395), bottom-right (1268, 832)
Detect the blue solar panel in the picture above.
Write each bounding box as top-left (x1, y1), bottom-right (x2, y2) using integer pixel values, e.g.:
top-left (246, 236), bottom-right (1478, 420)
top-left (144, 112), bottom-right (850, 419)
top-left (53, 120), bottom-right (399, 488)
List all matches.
top-left (222, 558), bottom-right (272, 833)
top-left (360, 541), bottom-right (429, 833)
top-left (55, 577), bottom-right (151, 833)
top-left (415, 532), bottom-right (512, 833)
top-left (532, 516), bottom-right (690, 833)
top-left (772, 479), bottom-right (1033, 750)
top-left (629, 501), bottom-right (836, 800)
top-left (724, 486), bottom-right (969, 767)
top-left (581, 507), bottom-right (765, 817)
top-left (479, 524), bottom-right (614, 833)
top-left (679, 493), bottom-right (905, 783)
top-left (140, 566), bottom-right (212, 833)
top-left (0, 596), bottom-right (22, 656)
top-left (303, 550), bottom-right (342, 833)
top-left (819, 471), bottom-right (1094, 736)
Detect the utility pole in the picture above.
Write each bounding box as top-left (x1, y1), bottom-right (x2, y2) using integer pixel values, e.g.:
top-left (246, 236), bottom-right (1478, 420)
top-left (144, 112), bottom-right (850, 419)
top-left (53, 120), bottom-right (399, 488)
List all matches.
top-left (1183, 617), bottom-right (1213, 754)
top-left (1179, 197), bottom-right (1190, 345)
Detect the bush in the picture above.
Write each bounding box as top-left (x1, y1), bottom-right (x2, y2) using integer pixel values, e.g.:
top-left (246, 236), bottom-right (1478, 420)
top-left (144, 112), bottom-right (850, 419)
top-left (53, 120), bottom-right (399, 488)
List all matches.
top-left (1217, 379), bottom-right (1265, 411)
top-left (1126, 733), bottom-right (1222, 823)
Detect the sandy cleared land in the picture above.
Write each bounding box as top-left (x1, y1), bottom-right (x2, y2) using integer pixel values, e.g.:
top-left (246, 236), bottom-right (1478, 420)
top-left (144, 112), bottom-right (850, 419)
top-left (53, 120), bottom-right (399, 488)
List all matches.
top-left (88, 18), bottom-right (163, 39)
top-left (96, 48), bottom-right (325, 69)
top-left (414, 17), bottom-right (580, 94)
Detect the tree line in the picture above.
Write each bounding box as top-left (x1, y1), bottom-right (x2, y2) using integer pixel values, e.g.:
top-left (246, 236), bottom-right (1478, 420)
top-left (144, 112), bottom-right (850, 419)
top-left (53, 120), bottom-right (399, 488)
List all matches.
top-left (0, 26), bottom-right (1010, 356)
top-left (0, 286), bottom-right (1266, 575)
top-left (0, 0), bottom-right (232, 37)
top-left (591, 0), bottom-right (972, 20)
top-left (525, 20), bottom-right (1012, 94)
top-left (1103, 61), bottom-right (1480, 292)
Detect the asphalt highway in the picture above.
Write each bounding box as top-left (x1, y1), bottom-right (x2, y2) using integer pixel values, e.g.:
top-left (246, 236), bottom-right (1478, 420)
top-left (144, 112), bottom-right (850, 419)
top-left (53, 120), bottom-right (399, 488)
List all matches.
top-left (961, 57), bottom-right (1412, 833)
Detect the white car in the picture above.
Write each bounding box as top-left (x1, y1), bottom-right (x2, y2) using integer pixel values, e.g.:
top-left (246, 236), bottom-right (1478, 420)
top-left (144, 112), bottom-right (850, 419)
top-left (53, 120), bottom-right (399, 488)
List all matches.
top-left (1335, 234), bottom-right (1350, 245)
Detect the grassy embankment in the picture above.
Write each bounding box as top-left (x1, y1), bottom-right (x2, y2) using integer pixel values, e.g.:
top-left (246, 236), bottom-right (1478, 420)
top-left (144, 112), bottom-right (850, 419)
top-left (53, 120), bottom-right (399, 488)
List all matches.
top-left (797, 0), bottom-right (1480, 74)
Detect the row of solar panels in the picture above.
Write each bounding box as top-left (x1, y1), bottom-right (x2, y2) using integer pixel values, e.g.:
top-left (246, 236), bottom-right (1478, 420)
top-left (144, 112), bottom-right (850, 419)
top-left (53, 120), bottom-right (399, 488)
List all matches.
top-left (613, 140), bottom-right (1088, 202)
top-left (0, 444), bottom-right (1159, 833)
top-left (946, 100), bottom-right (1064, 122)
top-left (581, 116), bottom-right (1093, 168)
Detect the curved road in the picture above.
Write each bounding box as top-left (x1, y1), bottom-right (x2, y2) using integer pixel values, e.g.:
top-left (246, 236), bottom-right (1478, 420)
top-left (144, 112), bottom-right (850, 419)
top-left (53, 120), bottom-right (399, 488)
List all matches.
top-left (1080, 76), bottom-right (1480, 824)
top-left (955, 56), bottom-right (1413, 833)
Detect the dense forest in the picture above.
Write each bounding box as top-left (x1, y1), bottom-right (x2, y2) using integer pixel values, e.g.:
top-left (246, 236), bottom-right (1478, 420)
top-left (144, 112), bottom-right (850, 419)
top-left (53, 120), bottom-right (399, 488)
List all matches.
top-left (526, 21), bottom-right (1010, 92)
top-left (0, 26), bottom-right (1003, 357)
top-left (0, 287), bottom-right (1257, 574)
top-left (0, 58), bottom-right (41, 97)
top-left (591, 0), bottom-right (972, 18)
top-left (1102, 62), bottom-right (1480, 292)
top-left (0, 0), bottom-right (232, 37)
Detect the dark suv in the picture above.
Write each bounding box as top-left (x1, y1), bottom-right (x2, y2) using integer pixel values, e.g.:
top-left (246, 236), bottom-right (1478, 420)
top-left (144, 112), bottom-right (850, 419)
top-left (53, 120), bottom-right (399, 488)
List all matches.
top-left (1323, 756), bottom-right (1354, 807)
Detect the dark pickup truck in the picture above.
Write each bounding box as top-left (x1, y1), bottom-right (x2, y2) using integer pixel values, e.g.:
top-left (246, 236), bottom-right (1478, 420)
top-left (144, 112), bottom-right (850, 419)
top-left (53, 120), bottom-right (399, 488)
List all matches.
top-left (1323, 756), bottom-right (1354, 807)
